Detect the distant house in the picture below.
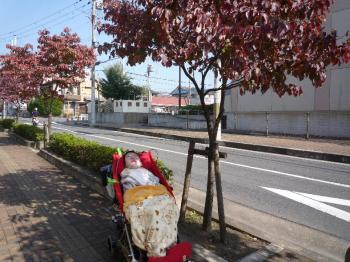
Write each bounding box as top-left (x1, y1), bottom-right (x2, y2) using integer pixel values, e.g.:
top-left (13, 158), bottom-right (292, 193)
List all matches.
top-left (63, 77), bottom-right (105, 119)
top-left (151, 96), bottom-right (187, 113)
top-left (169, 86), bottom-right (214, 105)
top-left (113, 99), bottom-right (151, 113)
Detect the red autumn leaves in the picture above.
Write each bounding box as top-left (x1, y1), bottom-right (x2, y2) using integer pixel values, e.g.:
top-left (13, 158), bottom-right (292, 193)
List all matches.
top-left (0, 28), bottom-right (95, 106)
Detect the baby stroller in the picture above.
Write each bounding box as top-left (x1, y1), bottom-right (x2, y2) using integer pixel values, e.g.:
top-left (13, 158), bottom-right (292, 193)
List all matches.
top-left (101, 150), bottom-right (193, 262)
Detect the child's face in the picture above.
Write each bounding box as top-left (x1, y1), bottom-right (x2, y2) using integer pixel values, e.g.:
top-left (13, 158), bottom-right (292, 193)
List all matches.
top-left (125, 152), bottom-right (142, 169)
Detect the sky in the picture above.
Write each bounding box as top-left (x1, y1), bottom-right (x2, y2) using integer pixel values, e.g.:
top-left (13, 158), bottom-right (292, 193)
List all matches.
top-left (0, 0), bottom-right (214, 93)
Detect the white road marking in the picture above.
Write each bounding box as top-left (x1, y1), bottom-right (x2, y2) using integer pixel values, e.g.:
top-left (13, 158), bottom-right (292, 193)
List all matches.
top-left (296, 192), bottom-right (350, 207)
top-left (221, 160), bottom-right (350, 188)
top-left (51, 121), bottom-right (350, 166)
top-left (51, 125), bottom-right (350, 189)
top-left (262, 187), bottom-right (350, 222)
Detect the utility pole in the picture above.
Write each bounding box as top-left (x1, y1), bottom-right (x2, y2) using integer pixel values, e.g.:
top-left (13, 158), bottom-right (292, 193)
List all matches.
top-left (178, 66), bottom-right (182, 108)
top-left (2, 101), bottom-right (5, 119)
top-left (90, 0), bottom-right (97, 126)
top-left (214, 69), bottom-right (222, 141)
top-left (146, 65), bottom-right (152, 102)
top-left (4, 35), bottom-right (18, 119)
top-left (11, 35), bottom-right (17, 46)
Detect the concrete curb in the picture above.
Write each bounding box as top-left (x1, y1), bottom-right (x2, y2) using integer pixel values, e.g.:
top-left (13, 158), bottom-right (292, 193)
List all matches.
top-left (7, 130), bottom-right (44, 150)
top-left (171, 181), bottom-right (350, 262)
top-left (72, 122), bottom-right (350, 164)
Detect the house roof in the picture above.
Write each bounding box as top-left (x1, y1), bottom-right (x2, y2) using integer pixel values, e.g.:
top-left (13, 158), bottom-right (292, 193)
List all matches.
top-left (169, 86), bottom-right (197, 96)
top-left (152, 96), bottom-right (188, 106)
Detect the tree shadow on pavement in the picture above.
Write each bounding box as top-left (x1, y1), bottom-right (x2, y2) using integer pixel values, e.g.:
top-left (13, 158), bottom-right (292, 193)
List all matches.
top-left (0, 167), bottom-right (116, 261)
top-left (179, 210), bottom-right (266, 261)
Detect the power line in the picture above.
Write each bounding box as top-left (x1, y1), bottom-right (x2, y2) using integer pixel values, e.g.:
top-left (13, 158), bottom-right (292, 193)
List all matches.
top-left (0, 0), bottom-right (89, 38)
top-left (0, 1), bottom-right (91, 44)
top-left (96, 69), bottom-right (212, 87)
top-left (29, 8), bottom-right (91, 36)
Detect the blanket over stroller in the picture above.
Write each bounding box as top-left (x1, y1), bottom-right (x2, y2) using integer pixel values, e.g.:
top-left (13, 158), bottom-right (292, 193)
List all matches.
top-left (117, 151), bottom-right (179, 257)
top-left (124, 185), bottom-right (179, 257)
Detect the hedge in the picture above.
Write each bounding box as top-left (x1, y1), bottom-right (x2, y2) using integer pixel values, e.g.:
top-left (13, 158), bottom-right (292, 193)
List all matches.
top-left (13, 124), bottom-right (44, 141)
top-left (49, 132), bottom-right (174, 182)
top-left (0, 119), bottom-right (15, 129)
top-left (178, 104), bottom-right (213, 115)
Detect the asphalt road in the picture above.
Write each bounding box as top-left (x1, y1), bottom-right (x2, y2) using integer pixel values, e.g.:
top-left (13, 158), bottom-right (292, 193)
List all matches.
top-left (24, 119), bottom-right (350, 242)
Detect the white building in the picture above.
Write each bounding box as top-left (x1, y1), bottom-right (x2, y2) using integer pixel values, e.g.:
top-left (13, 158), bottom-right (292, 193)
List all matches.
top-left (224, 1), bottom-right (350, 138)
top-left (113, 100), bottom-right (151, 113)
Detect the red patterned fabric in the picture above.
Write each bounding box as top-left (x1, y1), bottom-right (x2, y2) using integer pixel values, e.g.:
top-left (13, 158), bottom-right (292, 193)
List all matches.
top-left (148, 242), bottom-right (193, 262)
top-left (111, 151), bottom-right (174, 213)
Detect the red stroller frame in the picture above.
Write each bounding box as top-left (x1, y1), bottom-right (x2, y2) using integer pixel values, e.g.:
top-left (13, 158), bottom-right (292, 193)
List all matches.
top-left (110, 151), bottom-right (193, 262)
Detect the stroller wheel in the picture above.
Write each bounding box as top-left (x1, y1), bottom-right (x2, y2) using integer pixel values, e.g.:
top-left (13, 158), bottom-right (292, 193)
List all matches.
top-left (107, 235), bottom-right (118, 255)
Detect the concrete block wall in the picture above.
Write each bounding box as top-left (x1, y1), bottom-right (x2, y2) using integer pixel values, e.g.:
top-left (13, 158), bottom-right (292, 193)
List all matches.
top-left (89, 112), bottom-right (149, 127)
top-left (226, 111), bottom-right (350, 138)
top-left (94, 112), bottom-right (124, 126)
top-left (148, 114), bottom-right (207, 129)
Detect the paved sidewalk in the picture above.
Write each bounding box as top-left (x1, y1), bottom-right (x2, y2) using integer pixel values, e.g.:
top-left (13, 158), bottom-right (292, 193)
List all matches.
top-left (0, 133), bottom-right (115, 261)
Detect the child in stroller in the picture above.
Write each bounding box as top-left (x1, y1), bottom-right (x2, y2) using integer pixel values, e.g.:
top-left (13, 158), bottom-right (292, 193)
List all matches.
top-left (101, 150), bottom-right (193, 262)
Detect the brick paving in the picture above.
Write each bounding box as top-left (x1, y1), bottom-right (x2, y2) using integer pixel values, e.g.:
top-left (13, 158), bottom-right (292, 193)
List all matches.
top-left (121, 126), bottom-right (350, 156)
top-left (0, 133), bottom-right (115, 262)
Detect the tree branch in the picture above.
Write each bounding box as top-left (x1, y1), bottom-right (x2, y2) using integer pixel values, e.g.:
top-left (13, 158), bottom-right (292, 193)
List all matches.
top-left (181, 64), bottom-right (212, 132)
top-left (204, 77), bottom-right (243, 96)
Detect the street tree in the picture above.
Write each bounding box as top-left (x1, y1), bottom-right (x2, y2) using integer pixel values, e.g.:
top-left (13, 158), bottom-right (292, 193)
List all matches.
top-left (36, 28), bottom-right (95, 134)
top-left (27, 96), bottom-right (63, 117)
top-left (100, 63), bottom-right (147, 100)
top-left (98, 0), bottom-right (350, 241)
top-left (0, 44), bottom-right (40, 121)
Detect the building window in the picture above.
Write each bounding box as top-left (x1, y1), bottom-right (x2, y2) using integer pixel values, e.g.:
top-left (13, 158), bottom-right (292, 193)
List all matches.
top-left (144, 102), bottom-right (148, 107)
top-left (128, 102), bottom-right (132, 107)
top-left (120, 102), bottom-right (122, 106)
top-left (115, 102), bottom-right (118, 107)
top-left (136, 102), bottom-right (140, 107)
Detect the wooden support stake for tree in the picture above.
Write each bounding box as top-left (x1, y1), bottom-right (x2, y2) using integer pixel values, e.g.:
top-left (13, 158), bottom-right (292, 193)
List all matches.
top-left (214, 143), bottom-right (226, 242)
top-left (43, 122), bottom-right (49, 148)
top-left (179, 140), bottom-right (195, 224)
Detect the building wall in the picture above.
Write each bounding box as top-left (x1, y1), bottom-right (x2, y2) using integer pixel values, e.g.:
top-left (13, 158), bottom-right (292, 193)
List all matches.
top-left (148, 114), bottom-right (207, 129)
top-left (113, 100), bottom-right (151, 113)
top-left (89, 112), bottom-right (148, 127)
top-left (226, 111), bottom-right (350, 138)
top-left (224, 1), bottom-right (350, 137)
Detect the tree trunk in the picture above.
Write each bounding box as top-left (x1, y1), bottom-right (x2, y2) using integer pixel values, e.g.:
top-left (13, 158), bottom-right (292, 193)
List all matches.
top-left (48, 113), bottom-right (52, 138)
top-left (202, 140), bottom-right (215, 231)
top-left (15, 108), bottom-right (19, 123)
top-left (47, 95), bottom-right (54, 139)
top-left (213, 142), bottom-right (226, 242)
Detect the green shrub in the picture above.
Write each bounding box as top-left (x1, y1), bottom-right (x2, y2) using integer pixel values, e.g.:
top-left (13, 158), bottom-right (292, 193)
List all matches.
top-left (0, 119), bottom-right (15, 129)
top-left (178, 104), bottom-right (213, 115)
top-left (49, 133), bottom-right (120, 171)
top-left (49, 132), bottom-right (174, 182)
top-left (156, 159), bottom-right (174, 183)
top-left (13, 124), bottom-right (44, 141)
